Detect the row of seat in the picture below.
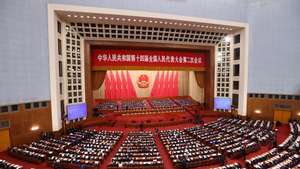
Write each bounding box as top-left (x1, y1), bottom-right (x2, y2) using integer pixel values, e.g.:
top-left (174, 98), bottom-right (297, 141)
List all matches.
top-left (109, 131), bottom-right (163, 169)
top-left (246, 121), bottom-right (300, 169)
top-left (212, 162), bottom-right (242, 169)
top-left (121, 107), bottom-right (185, 116)
top-left (173, 98), bottom-right (199, 107)
top-left (96, 97), bottom-right (197, 112)
top-left (149, 98), bottom-right (178, 108)
top-left (159, 129), bottom-right (221, 168)
top-left (0, 159), bottom-right (23, 169)
top-left (49, 130), bottom-right (122, 168)
top-left (186, 118), bottom-right (273, 158)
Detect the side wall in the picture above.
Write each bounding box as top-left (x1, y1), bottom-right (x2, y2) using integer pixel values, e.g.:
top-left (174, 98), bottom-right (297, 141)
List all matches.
top-left (247, 0), bottom-right (300, 94)
top-left (0, 101), bottom-right (52, 146)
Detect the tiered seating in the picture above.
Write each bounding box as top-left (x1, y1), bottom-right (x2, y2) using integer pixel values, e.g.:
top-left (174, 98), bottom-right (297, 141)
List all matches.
top-left (0, 159), bottom-right (23, 169)
top-left (246, 121), bottom-right (300, 169)
top-left (149, 98), bottom-right (177, 108)
top-left (9, 129), bottom-right (97, 164)
top-left (96, 101), bottom-right (118, 111)
top-left (159, 129), bottom-right (221, 168)
top-left (120, 106), bottom-right (185, 116)
top-left (119, 99), bottom-right (149, 110)
top-left (109, 131), bottom-right (163, 169)
top-left (173, 98), bottom-right (198, 107)
top-left (186, 118), bottom-right (273, 158)
top-left (50, 130), bottom-right (122, 168)
top-left (211, 162), bottom-right (242, 169)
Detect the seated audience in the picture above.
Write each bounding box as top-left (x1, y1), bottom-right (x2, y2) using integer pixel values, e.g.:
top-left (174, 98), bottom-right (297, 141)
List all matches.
top-left (109, 131), bottom-right (163, 169)
top-left (0, 159), bottom-right (23, 169)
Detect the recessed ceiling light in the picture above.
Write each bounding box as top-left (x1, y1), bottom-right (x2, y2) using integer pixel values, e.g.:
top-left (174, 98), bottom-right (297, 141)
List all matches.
top-left (127, 18), bottom-right (131, 21)
top-left (110, 17), bottom-right (114, 20)
top-left (144, 20), bottom-right (148, 22)
top-left (133, 19), bottom-right (136, 22)
top-left (149, 20), bottom-right (153, 23)
top-left (116, 18), bottom-right (120, 21)
top-left (74, 15), bottom-right (78, 18)
top-left (98, 16), bottom-right (102, 19)
top-left (67, 14), bottom-right (71, 17)
top-left (154, 21), bottom-right (158, 23)
top-left (224, 36), bottom-right (231, 42)
top-left (138, 19), bottom-right (142, 22)
top-left (80, 16), bottom-right (84, 18)
top-left (122, 18), bottom-right (126, 21)
top-left (86, 16), bottom-right (90, 18)
top-left (104, 17), bottom-right (108, 20)
top-left (92, 16), bottom-right (96, 19)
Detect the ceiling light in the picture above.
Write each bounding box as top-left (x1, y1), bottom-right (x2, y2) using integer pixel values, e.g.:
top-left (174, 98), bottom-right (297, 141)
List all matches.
top-left (254, 109), bottom-right (262, 114)
top-left (104, 17), bottom-right (108, 20)
top-left (67, 14), bottom-right (71, 17)
top-left (122, 18), bottom-right (126, 21)
top-left (133, 19), bottom-right (136, 22)
top-left (98, 16), bottom-right (102, 19)
top-left (80, 16), bottom-right (84, 18)
top-left (224, 36), bottom-right (231, 42)
top-left (92, 16), bottom-right (96, 19)
top-left (31, 125), bottom-right (40, 131)
top-left (86, 16), bottom-right (90, 18)
top-left (74, 15), bottom-right (78, 18)
top-left (116, 18), bottom-right (120, 21)
top-left (110, 17), bottom-right (114, 20)
top-left (297, 112), bottom-right (300, 116)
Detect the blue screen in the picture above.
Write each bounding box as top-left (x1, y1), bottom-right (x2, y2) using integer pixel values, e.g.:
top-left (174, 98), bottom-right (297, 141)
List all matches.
top-left (67, 103), bottom-right (87, 121)
top-left (214, 97), bottom-right (232, 110)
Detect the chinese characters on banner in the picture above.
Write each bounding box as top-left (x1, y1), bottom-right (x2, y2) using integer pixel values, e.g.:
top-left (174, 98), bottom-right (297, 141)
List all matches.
top-left (91, 49), bottom-right (207, 68)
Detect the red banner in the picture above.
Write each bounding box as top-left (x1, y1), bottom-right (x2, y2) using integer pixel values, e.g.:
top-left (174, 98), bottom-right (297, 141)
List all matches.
top-left (91, 49), bottom-right (207, 69)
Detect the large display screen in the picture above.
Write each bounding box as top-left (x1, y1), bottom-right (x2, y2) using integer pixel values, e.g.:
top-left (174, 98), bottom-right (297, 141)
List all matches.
top-left (214, 97), bottom-right (232, 110)
top-left (67, 103), bottom-right (87, 121)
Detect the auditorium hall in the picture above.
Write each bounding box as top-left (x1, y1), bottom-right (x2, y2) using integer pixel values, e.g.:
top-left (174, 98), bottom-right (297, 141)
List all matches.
top-left (0, 0), bottom-right (300, 169)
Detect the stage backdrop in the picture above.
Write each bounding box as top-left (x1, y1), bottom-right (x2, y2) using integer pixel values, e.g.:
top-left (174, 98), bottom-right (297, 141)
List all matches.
top-left (93, 70), bottom-right (204, 103)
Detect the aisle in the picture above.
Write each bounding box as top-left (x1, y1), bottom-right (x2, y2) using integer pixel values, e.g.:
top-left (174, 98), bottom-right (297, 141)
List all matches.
top-left (155, 134), bottom-right (175, 169)
top-left (99, 131), bottom-right (128, 169)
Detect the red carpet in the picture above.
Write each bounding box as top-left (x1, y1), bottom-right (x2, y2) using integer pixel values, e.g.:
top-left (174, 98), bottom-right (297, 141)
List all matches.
top-left (0, 117), bottom-right (291, 169)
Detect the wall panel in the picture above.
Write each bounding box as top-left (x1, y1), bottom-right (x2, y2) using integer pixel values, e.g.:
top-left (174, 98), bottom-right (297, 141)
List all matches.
top-left (0, 101), bottom-right (52, 146)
